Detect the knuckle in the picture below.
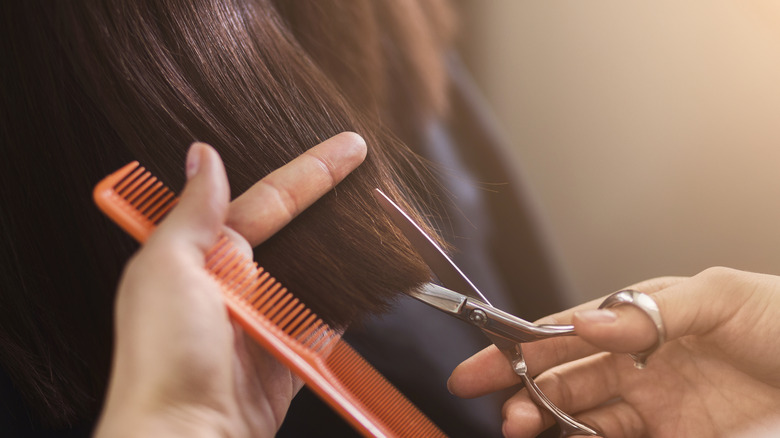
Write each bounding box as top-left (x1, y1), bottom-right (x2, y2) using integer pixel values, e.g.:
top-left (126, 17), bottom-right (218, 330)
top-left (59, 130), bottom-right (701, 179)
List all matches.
top-left (545, 368), bottom-right (572, 409)
top-left (699, 266), bottom-right (739, 280)
top-left (645, 275), bottom-right (683, 287)
top-left (501, 397), bottom-right (511, 419)
top-left (532, 336), bottom-right (570, 373)
top-left (628, 275), bottom-right (686, 294)
top-left (501, 398), bottom-right (533, 437)
top-left (303, 150), bottom-right (338, 188)
top-left (259, 179), bottom-right (299, 221)
top-left (696, 266), bottom-right (748, 293)
top-left (552, 337), bottom-right (571, 365)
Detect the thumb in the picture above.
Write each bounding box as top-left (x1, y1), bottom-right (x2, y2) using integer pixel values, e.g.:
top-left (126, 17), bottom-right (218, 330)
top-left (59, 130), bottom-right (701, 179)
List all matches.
top-left (151, 142), bottom-right (230, 253)
top-left (571, 305), bottom-right (659, 354)
top-left (571, 268), bottom-right (744, 355)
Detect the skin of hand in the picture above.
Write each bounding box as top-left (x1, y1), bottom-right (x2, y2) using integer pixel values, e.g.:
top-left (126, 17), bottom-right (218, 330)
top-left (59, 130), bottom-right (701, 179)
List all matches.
top-left (94, 132), bottom-right (367, 438)
top-left (448, 267), bottom-right (780, 437)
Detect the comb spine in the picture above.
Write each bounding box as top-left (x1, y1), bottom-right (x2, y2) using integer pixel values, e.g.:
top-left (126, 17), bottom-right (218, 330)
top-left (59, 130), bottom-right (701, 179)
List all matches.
top-left (93, 162), bottom-right (154, 243)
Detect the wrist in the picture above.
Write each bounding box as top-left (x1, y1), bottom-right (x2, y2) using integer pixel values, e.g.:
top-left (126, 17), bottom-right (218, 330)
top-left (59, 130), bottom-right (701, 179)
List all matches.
top-left (95, 398), bottom-right (232, 438)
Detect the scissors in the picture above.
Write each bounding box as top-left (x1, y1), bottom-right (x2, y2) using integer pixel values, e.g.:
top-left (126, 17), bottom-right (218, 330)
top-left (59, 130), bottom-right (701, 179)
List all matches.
top-left (373, 189), bottom-right (602, 437)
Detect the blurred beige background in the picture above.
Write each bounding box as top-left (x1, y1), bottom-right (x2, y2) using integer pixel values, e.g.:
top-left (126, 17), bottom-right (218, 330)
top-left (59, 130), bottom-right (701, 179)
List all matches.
top-left (456, 1), bottom-right (780, 302)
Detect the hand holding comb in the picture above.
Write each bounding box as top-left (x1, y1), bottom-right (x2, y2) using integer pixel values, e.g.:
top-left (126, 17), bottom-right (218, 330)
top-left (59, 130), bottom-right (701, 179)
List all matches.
top-left (93, 148), bottom-right (447, 437)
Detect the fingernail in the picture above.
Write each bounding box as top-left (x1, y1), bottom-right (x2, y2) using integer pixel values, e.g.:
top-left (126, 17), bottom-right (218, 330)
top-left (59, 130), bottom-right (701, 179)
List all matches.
top-left (575, 309), bottom-right (617, 324)
top-left (446, 378), bottom-right (454, 395)
top-left (186, 143), bottom-right (202, 180)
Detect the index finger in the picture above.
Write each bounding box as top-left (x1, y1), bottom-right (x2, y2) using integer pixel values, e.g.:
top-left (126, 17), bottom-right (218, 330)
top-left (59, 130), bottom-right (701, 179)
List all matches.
top-left (226, 132), bottom-right (367, 246)
top-left (448, 276), bottom-right (687, 399)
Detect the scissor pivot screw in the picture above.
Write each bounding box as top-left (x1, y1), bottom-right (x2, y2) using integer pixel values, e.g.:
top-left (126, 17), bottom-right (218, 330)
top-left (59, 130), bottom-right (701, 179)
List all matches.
top-left (469, 309), bottom-right (488, 327)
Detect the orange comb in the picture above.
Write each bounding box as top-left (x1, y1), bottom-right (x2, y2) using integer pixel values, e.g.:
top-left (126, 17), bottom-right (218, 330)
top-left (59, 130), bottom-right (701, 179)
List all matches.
top-left (94, 162), bottom-right (447, 438)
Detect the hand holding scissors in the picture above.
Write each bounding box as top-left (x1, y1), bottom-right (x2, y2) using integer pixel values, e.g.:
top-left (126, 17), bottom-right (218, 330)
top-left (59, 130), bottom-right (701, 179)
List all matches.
top-left (375, 190), bottom-right (667, 437)
top-left (449, 266), bottom-right (780, 437)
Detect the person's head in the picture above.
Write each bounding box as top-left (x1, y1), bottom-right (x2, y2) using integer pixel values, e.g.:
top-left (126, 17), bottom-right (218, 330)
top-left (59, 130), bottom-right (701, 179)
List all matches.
top-left (0, 0), bottom-right (454, 429)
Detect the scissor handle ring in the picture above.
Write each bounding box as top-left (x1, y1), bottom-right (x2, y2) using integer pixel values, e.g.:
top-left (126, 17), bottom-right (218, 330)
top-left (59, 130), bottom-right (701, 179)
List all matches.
top-left (599, 289), bottom-right (666, 369)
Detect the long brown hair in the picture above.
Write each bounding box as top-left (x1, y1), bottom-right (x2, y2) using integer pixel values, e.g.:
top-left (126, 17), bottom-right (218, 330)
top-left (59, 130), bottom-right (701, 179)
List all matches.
top-left (0, 0), bottom-right (453, 429)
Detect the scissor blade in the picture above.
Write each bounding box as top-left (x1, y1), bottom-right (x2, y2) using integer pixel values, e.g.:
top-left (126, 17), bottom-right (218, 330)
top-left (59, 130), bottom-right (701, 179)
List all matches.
top-left (409, 283), bottom-right (468, 314)
top-left (373, 189), bottom-right (491, 305)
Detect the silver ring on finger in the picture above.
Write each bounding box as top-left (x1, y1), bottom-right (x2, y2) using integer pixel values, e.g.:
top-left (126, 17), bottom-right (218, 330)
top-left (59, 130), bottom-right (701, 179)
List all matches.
top-left (599, 289), bottom-right (666, 369)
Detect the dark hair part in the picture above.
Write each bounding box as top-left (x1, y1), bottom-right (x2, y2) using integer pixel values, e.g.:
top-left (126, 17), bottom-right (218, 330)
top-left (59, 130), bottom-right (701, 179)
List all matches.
top-left (0, 0), bottom-right (453, 429)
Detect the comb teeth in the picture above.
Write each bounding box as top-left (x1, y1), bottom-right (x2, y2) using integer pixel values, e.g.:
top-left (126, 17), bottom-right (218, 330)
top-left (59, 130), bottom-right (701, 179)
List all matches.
top-left (206, 236), bottom-right (339, 354)
top-left (326, 343), bottom-right (445, 437)
top-left (94, 162), bottom-right (448, 438)
top-left (112, 163), bottom-right (178, 224)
